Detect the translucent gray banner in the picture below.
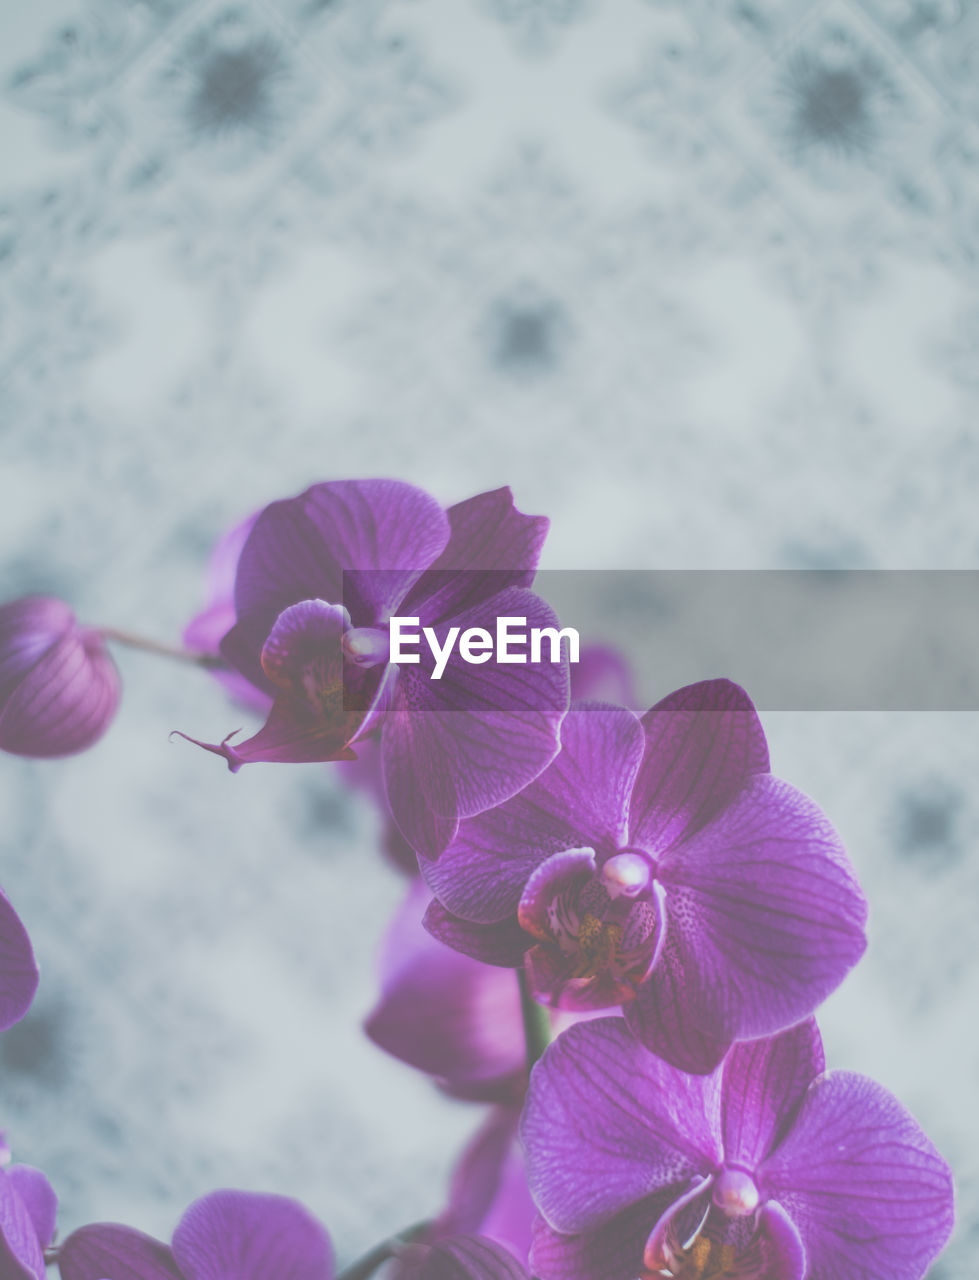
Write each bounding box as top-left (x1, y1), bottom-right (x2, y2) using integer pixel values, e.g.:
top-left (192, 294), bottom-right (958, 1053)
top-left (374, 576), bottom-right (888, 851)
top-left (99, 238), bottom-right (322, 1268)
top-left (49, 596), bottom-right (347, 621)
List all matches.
top-left (538, 571), bottom-right (979, 711)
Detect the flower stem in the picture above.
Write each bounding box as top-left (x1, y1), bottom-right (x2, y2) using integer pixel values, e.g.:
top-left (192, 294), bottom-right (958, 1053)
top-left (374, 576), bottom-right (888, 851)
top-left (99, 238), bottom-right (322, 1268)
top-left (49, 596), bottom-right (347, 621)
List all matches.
top-left (99, 627), bottom-right (226, 670)
top-left (518, 968), bottom-right (552, 1073)
top-left (336, 1221), bottom-right (431, 1280)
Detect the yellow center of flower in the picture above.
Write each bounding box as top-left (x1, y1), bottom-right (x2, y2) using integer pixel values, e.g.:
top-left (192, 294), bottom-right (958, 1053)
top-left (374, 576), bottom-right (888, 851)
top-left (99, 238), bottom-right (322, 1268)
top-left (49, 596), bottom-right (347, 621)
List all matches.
top-left (569, 914), bottom-right (624, 979)
top-left (654, 1236), bottom-right (738, 1279)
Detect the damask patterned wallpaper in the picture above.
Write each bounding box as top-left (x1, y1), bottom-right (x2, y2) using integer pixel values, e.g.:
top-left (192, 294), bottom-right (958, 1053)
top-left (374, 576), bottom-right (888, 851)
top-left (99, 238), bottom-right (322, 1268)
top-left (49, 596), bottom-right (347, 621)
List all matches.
top-left (1, 1), bottom-right (977, 1275)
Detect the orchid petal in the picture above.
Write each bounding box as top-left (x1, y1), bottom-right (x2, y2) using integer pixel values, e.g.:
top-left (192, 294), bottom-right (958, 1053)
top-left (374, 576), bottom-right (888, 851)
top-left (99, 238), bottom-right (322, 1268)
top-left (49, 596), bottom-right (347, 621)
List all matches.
top-left (5, 1167), bottom-right (56, 1251)
top-left (625, 932), bottom-right (734, 1075)
top-left (171, 1190), bottom-right (333, 1280)
top-left (654, 775), bottom-right (867, 1043)
top-left (56, 1224), bottom-right (181, 1280)
top-left (0, 890), bottom-right (39, 1031)
top-left (520, 1017), bottom-right (721, 1234)
top-left (403, 488), bottom-right (548, 624)
top-left (721, 1018), bottom-right (825, 1170)
top-left (385, 588), bottom-right (568, 859)
top-left (0, 599), bottom-right (120, 759)
top-left (0, 1169), bottom-right (44, 1280)
top-left (423, 705), bottom-right (641, 920)
top-left (423, 901), bottom-right (531, 968)
top-left (366, 884), bottom-right (525, 1092)
top-left (760, 1072), bottom-right (954, 1280)
top-left (630, 680), bottom-right (769, 853)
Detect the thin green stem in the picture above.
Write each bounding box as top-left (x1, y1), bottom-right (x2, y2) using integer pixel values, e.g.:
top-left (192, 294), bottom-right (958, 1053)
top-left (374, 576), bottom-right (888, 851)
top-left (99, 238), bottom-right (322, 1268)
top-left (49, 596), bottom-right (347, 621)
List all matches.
top-left (336, 1221), bottom-right (431, 1280)
top-left (99, 627), bottom-right (227, 670)
top-left (518, 968), bottom-right (552, 1073)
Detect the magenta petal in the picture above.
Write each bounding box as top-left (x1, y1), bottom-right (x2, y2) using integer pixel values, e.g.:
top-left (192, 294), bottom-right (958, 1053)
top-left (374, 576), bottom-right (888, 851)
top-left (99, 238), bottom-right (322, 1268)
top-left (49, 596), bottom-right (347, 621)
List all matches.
top-left (366, 883), bottom-right (525, 1092)
top-left (0, 889), bottom-right (39, 1031)
top-left (748, 1202), bottom-right (807, 1280)
top-left (760, 1072), bottom-right (955, 1280)
top-left (382, 718), bottom-right (460, 861)
top-left (424, 705), bottom-right (641, 923)
top-left (56, 1224), bottom-right (182, 1280)
top-left (641, 1177), bottom-right (713, 1273)
top-left (419, 1236), bottom-right (529, 1280)
top-left (224, 480), bottom-right (448, 689)
top-left (172, 1190), bottom-right (332, 1280)
top-left (441, 1108), bottom-right (536, 1264)
top-left (630, 679), bottom-right (769, 853)
top-left (384, 587), bottom-right (568, 858)
top-left (656, 775), bottom-right (868, 1043)
top-left (0, 599), bottom-right (120, 759)
top-left (530, 1191), bottom-right (680, 1280)
top-left (5, 1167), bottom-right (56, 1251)
top-left (423, 901), bottom-right (532, 968)
top-left (721, 1019), bottom-right (825, 1170)
top-left (403, 488), bottom-right (548, 624)
top-left (625, 934), bottom-right (733, 1074)
top-left (521, 1018), bottom-right (721, 1234)
top-left (0, 1169), bottom-right (44, 1280)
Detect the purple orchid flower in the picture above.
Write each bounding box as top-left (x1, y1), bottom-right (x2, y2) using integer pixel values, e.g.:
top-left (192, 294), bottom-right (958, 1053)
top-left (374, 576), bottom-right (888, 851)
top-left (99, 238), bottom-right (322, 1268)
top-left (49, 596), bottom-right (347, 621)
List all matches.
top-left (393, 1234), bottom-right (530, 1280)
top-left (366, 879), bottom-right (527, 1102)
top-left (422, 681), bottom-right (868, 1073)
top-left (521, 1016), bottom-right (954, 1280)
top-left (181, 482), bottom-right (568, 860)
top-left (0, 887), bottom-right (40, 1033)
top-left (0, 1139), bottom-right (58, 1280)
top-left (0, 597), bottom-right (120, 759)
top-left (56, 1189), bottom-right (332, 1280)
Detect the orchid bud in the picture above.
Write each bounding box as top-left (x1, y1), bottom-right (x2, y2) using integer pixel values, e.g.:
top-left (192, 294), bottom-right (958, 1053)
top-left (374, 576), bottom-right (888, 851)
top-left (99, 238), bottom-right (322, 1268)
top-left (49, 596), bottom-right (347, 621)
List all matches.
top-left (0, 596), bottom-right (120, 758)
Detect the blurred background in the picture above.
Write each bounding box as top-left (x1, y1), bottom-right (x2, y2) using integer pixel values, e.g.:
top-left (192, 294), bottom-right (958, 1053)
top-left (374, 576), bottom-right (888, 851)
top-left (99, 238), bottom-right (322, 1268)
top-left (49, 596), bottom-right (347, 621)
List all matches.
top-left (1, 0), bottom-right (977, 1275)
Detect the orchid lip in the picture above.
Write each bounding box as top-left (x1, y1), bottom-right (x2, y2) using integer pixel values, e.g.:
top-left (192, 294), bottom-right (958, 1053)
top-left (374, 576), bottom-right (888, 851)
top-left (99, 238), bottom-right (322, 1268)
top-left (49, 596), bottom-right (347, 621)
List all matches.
top-left (342, 626), bottom-right (390, 668)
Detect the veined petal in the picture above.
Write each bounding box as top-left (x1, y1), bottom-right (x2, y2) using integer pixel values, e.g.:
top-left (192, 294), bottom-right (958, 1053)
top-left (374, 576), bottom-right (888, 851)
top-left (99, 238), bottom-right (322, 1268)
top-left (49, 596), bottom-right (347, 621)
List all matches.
top-left (520, 1018), bottom-right (721, 1234)
top-left (384, 588), bottom-right (568, 859)
top-left (655, 775), bottom-right (867, 1043)
top-left (760, 1072), bottom-right (954, 1280)
top-left (625, 934), bottom-right (733, 1075)
top-left (403, 488), bottom-right (548, 625)
top-left (529, 1191), bottom-right (680, 1280)
top-left (56, 1223), bottom-right (182, 1280)
top-left (0, 890), bottom-right (39, 1031)
top-left (171, 1190), bottom-right (333, 1280)
top-left (224, 480), bottom-right (448, 690)
top-left (0, 598), bottom-right (74, 701)
top-left (418, 1235), bottom-right (529, 1280)
top-left (720, 1019), bottom-right (825, 1171)
top-left (630, 680), bottom-right (769, 853)
top-left (0, 623), bottom-right (120, 759)
top-left (5, 1167), bottom-right (56, 1251)
top-left (423, 901), bottom-right (532, 968)
top-left (423, 705), bottom-right (641, 923)
top-left (0, 1169), bottom-right (44, 1280)
top-left (365, 883), bottom-right (525, 1092)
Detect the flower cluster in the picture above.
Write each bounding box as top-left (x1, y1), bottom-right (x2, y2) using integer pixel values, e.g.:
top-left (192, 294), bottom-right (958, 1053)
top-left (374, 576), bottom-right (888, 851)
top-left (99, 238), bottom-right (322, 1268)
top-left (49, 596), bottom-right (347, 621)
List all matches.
top-left (0, 477), bottom-right (956, 1280)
